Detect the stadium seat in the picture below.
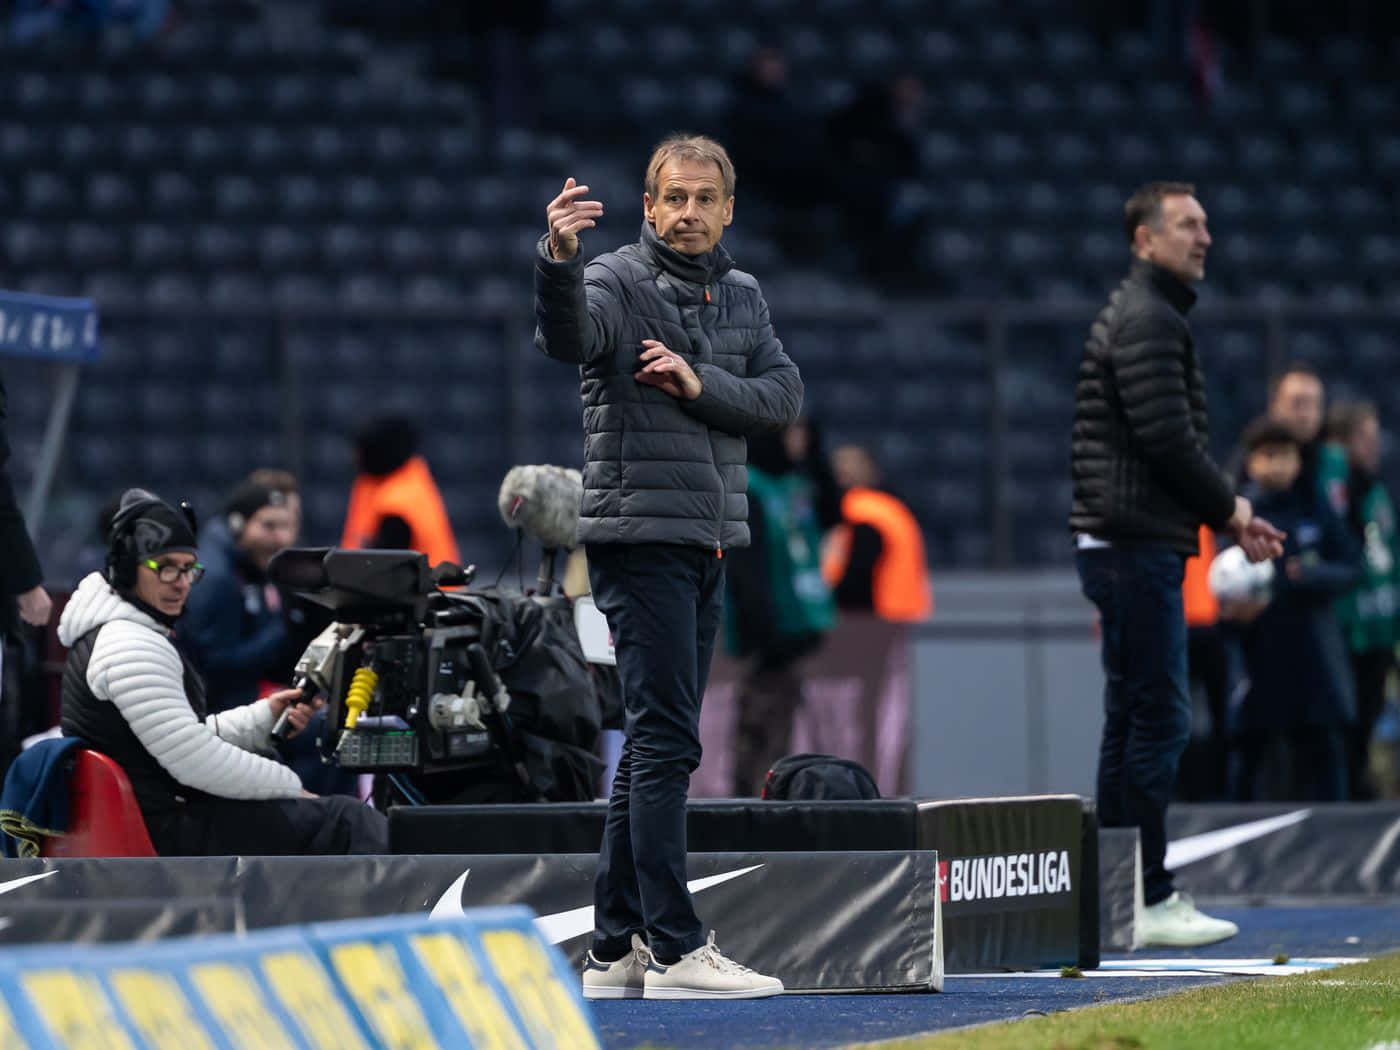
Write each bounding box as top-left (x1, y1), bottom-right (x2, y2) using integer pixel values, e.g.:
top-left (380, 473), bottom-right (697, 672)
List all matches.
top-left (1276, 81), bottom-right (1332, 127)
top-left (1042, 28), bottom-right (1095, 69)
top-left (121, 125), bottom-right (170, 168)
top-left (76, 72), bottom-right (128, 115)
top-left (339, 176), bottom-right (392, 220)
top-left (207, 267), bottom-right (270, 308)
top-left (273, 273), bottom-right (335, 309)
top-left (82, 271), bottom-right (143, 309)
top-left (1111, 133), bottom-right (1167, 177)
top-left (338, 272), bottom-right (398, 308)
top-left (1, 124), bottom-right (41, 167)
top-left (1257, 36), bottom-right (1307, 72)
top-left (913, 28), bottom-right (965, 70)
top-left (4, 222), bottom-right (59, 269)
top-left (1301, 136), bottom-right (1361, 182)
top-left (42, 750), bottom-right (157, 859)
top-left (1077, 79), bottom-right (1130, 120)
top-left (23, 172), bottom-right (76, 217)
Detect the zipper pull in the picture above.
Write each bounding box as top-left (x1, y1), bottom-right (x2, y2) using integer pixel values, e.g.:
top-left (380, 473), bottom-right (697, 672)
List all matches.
top-left (704, 285), bottom-right (711, 304)
top-left (715, 545), bottom-right (724, 560)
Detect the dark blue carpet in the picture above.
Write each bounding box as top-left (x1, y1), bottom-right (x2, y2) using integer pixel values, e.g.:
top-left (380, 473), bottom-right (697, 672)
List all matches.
top-left (591, 905), bottom-right (1400, 1050)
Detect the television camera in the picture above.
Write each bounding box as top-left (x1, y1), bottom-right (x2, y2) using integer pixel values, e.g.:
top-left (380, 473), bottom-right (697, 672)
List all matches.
top-left (266, 465), bottom-right (613, 804)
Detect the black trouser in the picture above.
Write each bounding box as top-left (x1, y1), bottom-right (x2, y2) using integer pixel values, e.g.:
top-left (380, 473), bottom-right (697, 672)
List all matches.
top-left (733, 660), bottom-right (803, 797)
top-left (1077, 547), bottom-right (1191, 907)
top-left (1175, 625), bottom-right (1231, 801)
top-left (586, 542), bottom-right (724, 962)
top-left (1229, 727), bottom-right (1348, 802)
top-left (147, 794), bottom-right (388, 856)
top-left (1349, 647), bottom-right (1394, 801)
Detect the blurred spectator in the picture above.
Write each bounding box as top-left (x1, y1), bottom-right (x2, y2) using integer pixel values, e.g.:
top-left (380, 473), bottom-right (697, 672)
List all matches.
top-left (1226, 418), bottom-right (1361, 802)
top-left (825, 73), bottom-right (928, 281)
top-left (58, 488), bottom-right (386, 855)
top-left (1267, 361), bottom-right (1327, 490)
top-left (72, 495), bottom-right (125, 581)
top-left (181, 475), bottom-right (297, 715)
top-left (724, 421), bottom-right (839, 795)
top-left (1176, 525), bottom-right (1231, 801)
top-left (1229, 362), bottom-right (1327, 496)
top-left (725, 45), bottom-right (834, 258)
top-left (241, 467), bottom-right (330, 677)
top-left (1320, 401), bottom-right (1400, 801)
top-left (341, 416), bottom-right (461, 568)
top-left (822, 445), bottom-right (931, 623)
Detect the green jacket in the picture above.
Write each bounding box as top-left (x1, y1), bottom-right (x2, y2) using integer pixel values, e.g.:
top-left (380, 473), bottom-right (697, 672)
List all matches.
top-left (724, 466), bottom-right (836, 658)
top-left (1319, 442), bottom-right (1400, 652)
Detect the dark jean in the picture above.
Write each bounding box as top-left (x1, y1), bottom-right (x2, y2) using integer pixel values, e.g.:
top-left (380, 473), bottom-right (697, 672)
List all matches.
top-left (1077, 546), bottom-right (1191, 906)
top-left (586, 542), bottom-right (725, 961)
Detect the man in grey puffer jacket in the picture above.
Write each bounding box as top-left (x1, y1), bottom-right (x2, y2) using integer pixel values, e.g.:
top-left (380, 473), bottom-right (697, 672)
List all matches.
top-left (536, 134), bottom-right (801, 999)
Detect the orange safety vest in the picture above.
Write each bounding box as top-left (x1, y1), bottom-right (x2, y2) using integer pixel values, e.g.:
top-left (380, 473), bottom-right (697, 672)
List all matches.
top-left (821, 487), bottom-right (933, 623)
top-left (340, 455), bottom-right (462, 567)
top-left (1182, 524), bottom-right (1219, 627)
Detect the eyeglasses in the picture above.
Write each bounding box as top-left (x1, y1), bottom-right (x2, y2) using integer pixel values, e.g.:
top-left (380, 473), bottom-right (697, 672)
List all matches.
top-left (141, 559), bottom-right (205, 584)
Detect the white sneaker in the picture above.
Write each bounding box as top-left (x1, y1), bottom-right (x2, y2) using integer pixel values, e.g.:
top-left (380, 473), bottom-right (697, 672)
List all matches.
top-left (1137, 891), bottom-right (1239, 948)
top-left (643, 932), bottom-right (784, 1000)
top-left (582, 934), bottom-right (650, 1000)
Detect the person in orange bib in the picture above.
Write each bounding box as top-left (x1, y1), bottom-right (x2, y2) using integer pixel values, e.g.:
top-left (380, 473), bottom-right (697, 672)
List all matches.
top-left (341, 416), bottom-right (461, 567)
top-left (1177, 524), bottom-right (1231, 800)
top-left (821, 445), bottom-right (932, 623)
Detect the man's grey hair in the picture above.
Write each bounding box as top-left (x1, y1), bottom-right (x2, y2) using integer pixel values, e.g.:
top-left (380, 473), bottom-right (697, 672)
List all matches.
top-left (645, 134), bottom-right (736, 199)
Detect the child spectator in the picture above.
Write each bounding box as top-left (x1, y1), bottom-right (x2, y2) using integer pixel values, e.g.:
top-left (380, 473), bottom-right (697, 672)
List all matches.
top-left (1226, 418), bottom-right (1362, 801)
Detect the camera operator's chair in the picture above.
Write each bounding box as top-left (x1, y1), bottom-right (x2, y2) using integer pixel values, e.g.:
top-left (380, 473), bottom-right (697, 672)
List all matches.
top-left (43, 750), bottom-right (157, 858)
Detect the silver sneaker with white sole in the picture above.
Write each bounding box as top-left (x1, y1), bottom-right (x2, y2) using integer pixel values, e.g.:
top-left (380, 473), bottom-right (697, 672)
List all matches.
top-left (1137, 891), bottom-right (1239, 948)
top-left (582, 933), bottom-right (650, 1000)
top-left (643, 932), bottom-right (784, 1000)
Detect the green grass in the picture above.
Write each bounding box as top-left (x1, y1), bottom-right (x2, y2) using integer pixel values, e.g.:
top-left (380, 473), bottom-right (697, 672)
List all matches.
top-left (858, 953), bottom-right (1400, 1050)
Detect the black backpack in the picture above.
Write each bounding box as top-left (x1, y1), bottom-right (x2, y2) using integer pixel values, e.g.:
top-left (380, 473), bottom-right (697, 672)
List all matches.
top-left (761, 753), bottom-right (881, 801)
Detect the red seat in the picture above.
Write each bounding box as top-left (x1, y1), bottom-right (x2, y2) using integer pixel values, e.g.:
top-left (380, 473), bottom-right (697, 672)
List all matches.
top-left (42, 749), bottom-right (157, 857)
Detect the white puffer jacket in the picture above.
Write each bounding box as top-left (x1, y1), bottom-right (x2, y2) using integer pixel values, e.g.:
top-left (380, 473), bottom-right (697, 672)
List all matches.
top-left (57, 572), bottom-right (303, 800)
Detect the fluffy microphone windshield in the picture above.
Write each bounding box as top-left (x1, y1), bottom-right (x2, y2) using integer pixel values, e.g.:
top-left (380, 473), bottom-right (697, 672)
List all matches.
top-left (498, 465), bottom-right (583, 551)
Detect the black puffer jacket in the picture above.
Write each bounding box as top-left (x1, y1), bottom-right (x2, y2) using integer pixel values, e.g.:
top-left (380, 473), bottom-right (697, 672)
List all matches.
top-left (1069, 259), bottom-right (1235, 554)
top-left (535, 221), bottom-right (803, 551)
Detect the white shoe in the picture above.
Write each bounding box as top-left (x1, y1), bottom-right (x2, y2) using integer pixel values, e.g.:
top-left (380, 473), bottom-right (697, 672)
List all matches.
top-left (643, 931), bottom-right (784, 1000)
top-left (582, 934), bottom-right (650, 1000)
top-left (1137, 891), bottom-right (1239, 948)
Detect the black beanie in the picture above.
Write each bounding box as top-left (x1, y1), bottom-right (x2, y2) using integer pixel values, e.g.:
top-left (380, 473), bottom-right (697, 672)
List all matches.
top-left (354, 415), bottom-right (419, 478)
top-left (225, 481), bottom-right (290, 535)
top-left (108, 488), bottom-right (198, 571)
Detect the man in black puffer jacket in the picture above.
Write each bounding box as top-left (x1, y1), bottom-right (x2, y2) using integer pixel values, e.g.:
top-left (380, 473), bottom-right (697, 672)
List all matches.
top-left (536, 134), bottom-right (800, 1000)
top-left (1069, 181), bottom-right (1284, 948)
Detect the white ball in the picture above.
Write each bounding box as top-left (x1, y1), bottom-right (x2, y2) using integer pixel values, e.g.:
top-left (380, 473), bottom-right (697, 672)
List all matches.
top-left (1207, 544), bottom-right (1275, 602)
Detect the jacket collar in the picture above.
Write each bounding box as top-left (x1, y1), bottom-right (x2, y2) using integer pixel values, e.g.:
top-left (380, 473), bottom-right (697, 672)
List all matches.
top-left (640, 221), bottom-right (734, 286)
top-left (1131, 257), bottom-right (1197, 314)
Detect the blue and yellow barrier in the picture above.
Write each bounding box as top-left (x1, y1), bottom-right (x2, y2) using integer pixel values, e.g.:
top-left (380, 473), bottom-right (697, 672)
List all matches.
top-left (0, 907), bottom-right (601, 1050)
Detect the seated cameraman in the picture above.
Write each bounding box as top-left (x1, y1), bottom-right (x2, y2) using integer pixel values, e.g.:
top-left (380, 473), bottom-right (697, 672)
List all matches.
top-left (57, 489), bottom-right (387, 856)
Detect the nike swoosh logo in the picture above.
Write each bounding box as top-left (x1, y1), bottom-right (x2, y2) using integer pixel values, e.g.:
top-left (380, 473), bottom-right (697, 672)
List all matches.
top-left (430, 864), bottom-right (764, 944)
top-left (1165, 809), bottom-right (1311, 870)
top-left (0, 872), bottom-right (58, 895)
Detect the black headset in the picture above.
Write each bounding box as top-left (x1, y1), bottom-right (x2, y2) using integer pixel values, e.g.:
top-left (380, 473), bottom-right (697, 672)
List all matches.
top-left (105, 497), bottom-right (198, 589)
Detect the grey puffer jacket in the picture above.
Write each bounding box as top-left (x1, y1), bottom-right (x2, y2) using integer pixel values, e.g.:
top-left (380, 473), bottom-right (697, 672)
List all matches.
top-left (535, 221), bottom-right (803, 552)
